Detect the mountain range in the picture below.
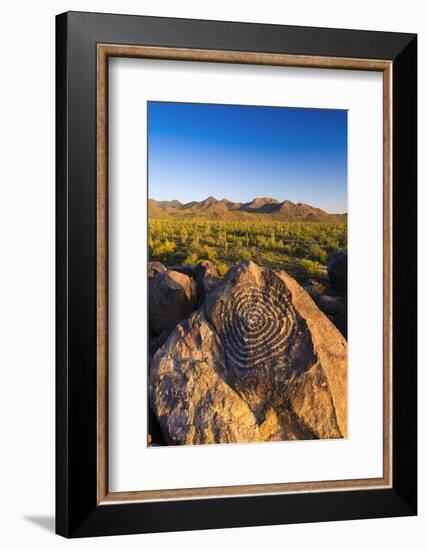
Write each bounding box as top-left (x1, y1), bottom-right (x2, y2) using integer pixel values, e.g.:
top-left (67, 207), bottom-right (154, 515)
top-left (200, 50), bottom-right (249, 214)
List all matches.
top-left (148, 196), bottom-right (347, 223)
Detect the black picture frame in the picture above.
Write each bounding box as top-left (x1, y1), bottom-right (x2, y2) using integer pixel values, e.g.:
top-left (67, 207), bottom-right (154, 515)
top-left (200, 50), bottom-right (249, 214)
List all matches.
top-left (56, 11), bottom-right (417, 538)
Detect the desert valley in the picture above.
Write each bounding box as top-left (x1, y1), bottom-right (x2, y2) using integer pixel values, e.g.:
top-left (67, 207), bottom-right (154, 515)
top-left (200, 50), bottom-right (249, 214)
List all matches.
top-left (147, 196), bottom-right (348, 446)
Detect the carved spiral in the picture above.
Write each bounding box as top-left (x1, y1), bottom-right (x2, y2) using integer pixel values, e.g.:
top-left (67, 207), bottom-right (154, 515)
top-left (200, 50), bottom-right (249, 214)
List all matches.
top-left (218, 282), bottom-right (296, 370)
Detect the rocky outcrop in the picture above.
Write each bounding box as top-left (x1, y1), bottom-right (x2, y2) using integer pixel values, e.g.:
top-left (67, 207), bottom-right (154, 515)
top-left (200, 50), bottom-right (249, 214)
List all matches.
top-left (149, 270), bottom-right (197, 335)
top-left (150, 261), bottom-right (347, 445)
top-left (328, 251), bottom-right (347, 292)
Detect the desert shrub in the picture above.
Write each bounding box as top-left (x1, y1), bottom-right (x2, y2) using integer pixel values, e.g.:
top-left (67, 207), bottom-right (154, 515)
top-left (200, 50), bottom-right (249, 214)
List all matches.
top-left (152, 240), bottom-right (175, 257)
top-left (286, 243), bottom-right (306, 258)
top-left (199, 246), bottom-right (217, 262)
top-left (202, 235), bottom-right (216, 247)
top-left (183, 252), bottom-right (199, 265)
top-left (299, 258), bottom-right (324, 279)
top-left (268, 239), bottom-right (284, 251)
top-left (231, 236), bottom-right (245, 248)
top-left (217, 263), bottom-right (229, 276)
top-left (235, 247), bottom-right (252, 261)
top-left (256, 235), bottom-right (269, 249)
top-left (307, 244), bottom-right (328, 264)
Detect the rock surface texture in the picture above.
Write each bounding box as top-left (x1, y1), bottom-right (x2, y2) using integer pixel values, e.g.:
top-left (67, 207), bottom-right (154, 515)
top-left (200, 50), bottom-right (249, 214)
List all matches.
top-left (150, 261), bottom-right (347, 445)
top-left (149, 270), bottom-right (197, 335)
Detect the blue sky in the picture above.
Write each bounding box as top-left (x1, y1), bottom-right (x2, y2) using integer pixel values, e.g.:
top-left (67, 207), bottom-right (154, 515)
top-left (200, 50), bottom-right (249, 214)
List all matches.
top-left (148, 101), bottom-right (347, 213)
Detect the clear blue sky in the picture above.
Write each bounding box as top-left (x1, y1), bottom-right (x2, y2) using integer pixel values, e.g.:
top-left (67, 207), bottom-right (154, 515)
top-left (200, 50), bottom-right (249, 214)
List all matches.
top-left (148, 101), bottom-right (347, 213)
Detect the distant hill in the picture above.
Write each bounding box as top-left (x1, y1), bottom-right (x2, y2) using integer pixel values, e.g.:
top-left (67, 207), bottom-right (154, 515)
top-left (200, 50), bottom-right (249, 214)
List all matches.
top-left (149, 196), bottom-right (347, 223)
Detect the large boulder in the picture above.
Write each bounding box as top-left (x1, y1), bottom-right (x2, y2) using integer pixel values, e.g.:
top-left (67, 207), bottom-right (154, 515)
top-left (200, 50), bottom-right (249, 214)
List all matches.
top-left (150, 261), bottom-right (347, 445)
top-left (149, 270), bottom-right (197, 335)
top-left (327, 251), bottom-right (347, 292)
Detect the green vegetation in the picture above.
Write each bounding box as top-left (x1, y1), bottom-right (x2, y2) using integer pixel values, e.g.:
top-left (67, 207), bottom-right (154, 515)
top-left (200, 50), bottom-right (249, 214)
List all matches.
top-left (148, 219), bottom-right (347, 283)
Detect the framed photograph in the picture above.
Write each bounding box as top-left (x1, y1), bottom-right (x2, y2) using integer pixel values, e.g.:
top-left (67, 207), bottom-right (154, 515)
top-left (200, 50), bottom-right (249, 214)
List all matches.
top-left (56, 11), bottom-right (417, 537)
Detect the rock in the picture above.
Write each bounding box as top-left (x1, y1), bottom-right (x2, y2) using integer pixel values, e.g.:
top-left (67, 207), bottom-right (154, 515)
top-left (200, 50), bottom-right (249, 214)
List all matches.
top-left (149, 270), bottom-right (197, 335)
top-left (327, 251), bottom-right (347, 292)
top-left (309, 278), bottom-right (328, 295)
top-left (150, 261), bottom-right (348, 445)
top-left (332, 311), bottom-right (347, 340)
top-left (148, 261), bottom-right (166, 279)
top-left (168, 264), bottom-right (197, 278)
top-left (304, 278), bottom-right (331, 304)
top-left (318, 295), bottom-right (345, 315)
top-left (194, 259), bottom-right (218, 279)
top-left (304, 284), bottom-right (320, 304)
top-left (150, 311), bottom-right (286, 444)
top-left (194, 260), bottom-right (222, 306)
top-left (149, 322), bottom-right (180, 361)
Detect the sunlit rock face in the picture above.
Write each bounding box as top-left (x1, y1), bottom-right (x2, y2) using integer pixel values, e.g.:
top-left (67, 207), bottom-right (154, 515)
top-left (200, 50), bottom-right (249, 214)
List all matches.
top-left (150, 261), bottom-right (348, 445)
top-left (149, 270), bottom-right (197, 335)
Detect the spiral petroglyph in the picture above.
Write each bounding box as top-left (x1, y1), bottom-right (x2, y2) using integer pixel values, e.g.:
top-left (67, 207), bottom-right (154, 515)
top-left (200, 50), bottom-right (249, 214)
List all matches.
top-left (205, 262), bottom-right (308, 378)
top-left (217, 281), bottom-right (297, 370)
